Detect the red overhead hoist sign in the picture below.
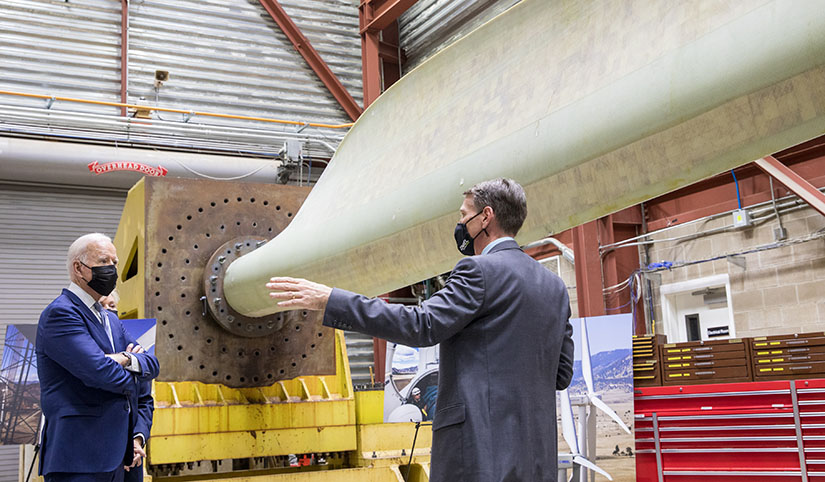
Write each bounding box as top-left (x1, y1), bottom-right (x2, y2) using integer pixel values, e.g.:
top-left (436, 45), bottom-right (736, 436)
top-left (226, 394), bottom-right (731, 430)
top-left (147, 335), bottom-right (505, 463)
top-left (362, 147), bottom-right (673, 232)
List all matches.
top-left (87, 161), bottom-right (168, 177)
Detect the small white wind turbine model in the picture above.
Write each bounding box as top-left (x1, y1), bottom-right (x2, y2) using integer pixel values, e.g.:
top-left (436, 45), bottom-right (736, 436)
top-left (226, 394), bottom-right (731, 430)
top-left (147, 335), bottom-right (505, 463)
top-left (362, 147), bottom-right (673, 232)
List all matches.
top-left (559, 388), bottom-right (613, 481)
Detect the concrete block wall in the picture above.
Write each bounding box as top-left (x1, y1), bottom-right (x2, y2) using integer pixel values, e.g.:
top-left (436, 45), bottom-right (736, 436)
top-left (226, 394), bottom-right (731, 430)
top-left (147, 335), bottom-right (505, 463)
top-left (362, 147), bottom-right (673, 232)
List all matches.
top-left (644, 204), bottom-right (825, 339)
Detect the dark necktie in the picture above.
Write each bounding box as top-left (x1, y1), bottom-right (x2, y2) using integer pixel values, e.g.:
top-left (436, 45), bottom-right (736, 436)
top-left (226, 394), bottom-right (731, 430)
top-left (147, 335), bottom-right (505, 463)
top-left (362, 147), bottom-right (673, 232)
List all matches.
top-left (92, 301), bottom-right (115, 352)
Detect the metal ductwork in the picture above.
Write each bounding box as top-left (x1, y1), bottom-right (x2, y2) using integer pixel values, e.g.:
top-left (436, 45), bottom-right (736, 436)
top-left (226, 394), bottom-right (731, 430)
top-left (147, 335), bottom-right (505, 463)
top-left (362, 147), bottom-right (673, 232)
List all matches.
top-left (0, 137), bottom-right (282, 189)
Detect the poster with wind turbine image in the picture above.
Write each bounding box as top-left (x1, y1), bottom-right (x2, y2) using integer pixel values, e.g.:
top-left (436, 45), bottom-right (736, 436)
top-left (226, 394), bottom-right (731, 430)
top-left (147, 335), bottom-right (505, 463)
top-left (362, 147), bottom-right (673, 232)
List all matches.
top-left (557, 314), bottom-right (635, 481)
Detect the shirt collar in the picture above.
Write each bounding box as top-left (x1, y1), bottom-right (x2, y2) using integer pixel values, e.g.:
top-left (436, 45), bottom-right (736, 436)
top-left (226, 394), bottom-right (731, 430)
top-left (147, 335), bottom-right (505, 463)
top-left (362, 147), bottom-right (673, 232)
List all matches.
top-left (481, 236), bottom-right (515, 255)
top-left (68, 281), bottom-right (100, 315)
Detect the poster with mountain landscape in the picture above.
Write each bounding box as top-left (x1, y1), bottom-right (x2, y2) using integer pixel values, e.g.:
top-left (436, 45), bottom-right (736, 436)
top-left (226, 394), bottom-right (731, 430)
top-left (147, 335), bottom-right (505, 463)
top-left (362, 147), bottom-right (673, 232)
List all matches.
top-left (558, 313), bottom-right (635, 481)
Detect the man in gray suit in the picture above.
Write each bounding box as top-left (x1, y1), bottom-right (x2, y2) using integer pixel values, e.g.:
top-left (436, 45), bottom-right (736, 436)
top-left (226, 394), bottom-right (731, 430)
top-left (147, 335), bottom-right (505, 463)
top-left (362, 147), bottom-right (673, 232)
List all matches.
top-left (268, 178), bottom-right (574, 481)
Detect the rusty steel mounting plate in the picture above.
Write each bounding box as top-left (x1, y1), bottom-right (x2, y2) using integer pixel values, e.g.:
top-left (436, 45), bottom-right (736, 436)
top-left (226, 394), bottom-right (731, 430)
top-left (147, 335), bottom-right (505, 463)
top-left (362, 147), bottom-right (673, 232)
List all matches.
top-left (144, 177), bottom-right (335, 388)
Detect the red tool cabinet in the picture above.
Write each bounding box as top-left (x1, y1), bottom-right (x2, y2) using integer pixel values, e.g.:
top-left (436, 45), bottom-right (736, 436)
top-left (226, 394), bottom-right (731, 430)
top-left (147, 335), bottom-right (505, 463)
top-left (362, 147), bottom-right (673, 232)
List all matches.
top-left (635, 378), bottom-right (825, 481)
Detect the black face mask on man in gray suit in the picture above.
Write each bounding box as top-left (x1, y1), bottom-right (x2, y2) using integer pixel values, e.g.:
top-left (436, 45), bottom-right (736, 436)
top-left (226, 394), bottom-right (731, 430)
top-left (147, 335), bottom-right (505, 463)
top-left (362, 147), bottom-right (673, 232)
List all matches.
top-left (454, 210), bottom-right (487, 255)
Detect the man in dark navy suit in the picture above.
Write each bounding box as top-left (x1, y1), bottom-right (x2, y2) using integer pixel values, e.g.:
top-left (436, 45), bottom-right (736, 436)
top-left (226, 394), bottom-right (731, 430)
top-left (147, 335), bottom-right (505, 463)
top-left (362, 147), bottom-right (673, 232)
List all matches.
top-left (37, 233), bottom-right (160, 482)
top-left (267, 178), bottom-right (575, 481)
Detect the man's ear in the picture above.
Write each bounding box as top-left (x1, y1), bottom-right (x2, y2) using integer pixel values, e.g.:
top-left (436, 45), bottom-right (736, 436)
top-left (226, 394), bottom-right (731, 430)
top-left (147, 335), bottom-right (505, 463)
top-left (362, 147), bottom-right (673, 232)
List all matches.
top-left (482, 205), bottom-right (495, 226)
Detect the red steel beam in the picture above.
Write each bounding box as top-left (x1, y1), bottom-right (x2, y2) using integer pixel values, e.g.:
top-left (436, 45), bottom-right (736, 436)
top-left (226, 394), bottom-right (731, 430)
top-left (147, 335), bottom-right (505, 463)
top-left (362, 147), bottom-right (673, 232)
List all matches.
top-left (600, 216), bottom-right (620, 309)
top-left (373, 337), bottom-right (386, 386)
top-left (378, 40), bottom-right (406, 64)
top-left (361, 29), bottom-right (382, 107)
top-left (120, 0), bottom-right (128, 116)
top-left (573, 221), bottom-right (606, 318)
top-left (360, 0), bottom-right (417, 34)
top-left (643, 137), bottom-right (825, 231)
top-left (360, 0), bottom-right (415, 107)
top-left (258, 0), bottom-right (362, 121)
top-left (755, 155), bottom-right (825, 217)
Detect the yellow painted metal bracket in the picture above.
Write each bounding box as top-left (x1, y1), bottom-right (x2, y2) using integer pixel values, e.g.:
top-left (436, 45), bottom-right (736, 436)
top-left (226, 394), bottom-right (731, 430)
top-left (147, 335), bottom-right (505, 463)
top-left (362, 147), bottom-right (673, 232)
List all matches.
top-left (148, 331), bottom-right (355, 464)
top-left (113, 178), bottom-right (147, 320)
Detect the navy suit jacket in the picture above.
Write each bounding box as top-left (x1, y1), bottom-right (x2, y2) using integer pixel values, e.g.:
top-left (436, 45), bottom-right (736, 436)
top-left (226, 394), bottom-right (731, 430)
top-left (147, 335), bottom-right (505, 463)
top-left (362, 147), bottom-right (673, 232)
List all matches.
top-left (324, 240), bottom-right (575, 482)
top-left (37, 289), bottom-right (159, 475)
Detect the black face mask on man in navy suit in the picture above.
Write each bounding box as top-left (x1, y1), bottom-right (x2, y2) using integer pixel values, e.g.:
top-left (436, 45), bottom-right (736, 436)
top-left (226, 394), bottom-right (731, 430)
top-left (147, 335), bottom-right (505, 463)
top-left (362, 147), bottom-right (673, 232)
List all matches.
top-left (79, 261), bottom-right (118, 296)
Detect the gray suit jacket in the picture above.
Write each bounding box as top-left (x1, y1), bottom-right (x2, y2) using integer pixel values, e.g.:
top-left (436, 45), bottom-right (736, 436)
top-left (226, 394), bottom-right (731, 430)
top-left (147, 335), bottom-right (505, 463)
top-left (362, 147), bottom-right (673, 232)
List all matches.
top-left (324, 239), bottom-right (575, 481)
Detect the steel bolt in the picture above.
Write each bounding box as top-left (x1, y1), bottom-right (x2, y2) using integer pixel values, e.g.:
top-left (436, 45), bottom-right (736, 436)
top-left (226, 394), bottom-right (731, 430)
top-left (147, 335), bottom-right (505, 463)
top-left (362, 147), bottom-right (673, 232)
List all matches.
top-left (210, 275), bottom-right (218, 285)
top-left (213, 297), bottom-right (222, 304)
top-left (218, 255), bottom-right (226, 264)
top-left (235, 243), bottom-right (243, 251)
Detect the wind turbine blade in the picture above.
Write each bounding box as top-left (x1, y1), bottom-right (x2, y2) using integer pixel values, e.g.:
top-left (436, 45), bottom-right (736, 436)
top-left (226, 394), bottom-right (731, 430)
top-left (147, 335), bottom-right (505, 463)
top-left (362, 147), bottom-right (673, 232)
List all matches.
top-left (573, 455), bottom-right (613, 481)
top-left (560, 389), bottom-right (579, 453)
top-left (590, 395), bottom-right (631, 434)
top-left (580, 318), bottom-right (595, 394)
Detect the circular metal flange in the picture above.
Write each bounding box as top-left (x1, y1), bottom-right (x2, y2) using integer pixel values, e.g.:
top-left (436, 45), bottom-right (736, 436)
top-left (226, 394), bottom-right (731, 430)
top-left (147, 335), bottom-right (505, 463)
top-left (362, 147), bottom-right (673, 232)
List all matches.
top-left (203, 236), bottom-right (285, 337)
top-left (145, 179), bottom-right (334, 387)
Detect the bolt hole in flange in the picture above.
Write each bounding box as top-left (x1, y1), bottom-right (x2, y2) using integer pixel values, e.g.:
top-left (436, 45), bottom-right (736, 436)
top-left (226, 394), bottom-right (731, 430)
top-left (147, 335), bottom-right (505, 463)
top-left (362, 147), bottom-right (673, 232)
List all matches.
top-left (202, 236), bottom-right (286, 338)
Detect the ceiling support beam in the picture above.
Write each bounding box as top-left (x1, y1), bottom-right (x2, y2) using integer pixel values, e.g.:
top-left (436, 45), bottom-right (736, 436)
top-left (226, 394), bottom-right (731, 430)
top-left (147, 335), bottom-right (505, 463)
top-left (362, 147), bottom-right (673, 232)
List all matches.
top-left (359, 0), bottom-right (416, 107)
top-left (360, 0), bottom-right (417, 34)
top-left (258, 0), bottom-right (363, 121)
top-left (755, 155), bottom-right (825, 217)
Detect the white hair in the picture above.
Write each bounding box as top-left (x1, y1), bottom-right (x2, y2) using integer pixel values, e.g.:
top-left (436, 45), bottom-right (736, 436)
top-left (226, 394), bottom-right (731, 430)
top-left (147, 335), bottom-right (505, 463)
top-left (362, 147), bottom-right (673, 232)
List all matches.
top-left (67, 233), bottom-right (112, 273)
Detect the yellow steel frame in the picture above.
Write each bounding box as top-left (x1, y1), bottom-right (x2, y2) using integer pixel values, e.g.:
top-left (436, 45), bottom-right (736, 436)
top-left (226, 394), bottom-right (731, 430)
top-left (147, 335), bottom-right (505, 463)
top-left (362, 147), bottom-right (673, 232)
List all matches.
top-left (115, 177), bottom-right (432, 480)
top-left (113, 178), bottom-right (147, 320)
top-left (149, 331), bottom-right (355, 464)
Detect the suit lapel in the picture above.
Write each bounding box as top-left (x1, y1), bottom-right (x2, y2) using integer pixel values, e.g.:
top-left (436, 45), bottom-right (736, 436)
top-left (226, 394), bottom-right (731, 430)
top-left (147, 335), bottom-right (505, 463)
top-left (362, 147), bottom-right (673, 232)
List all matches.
top-left (62, 289), bottom-right (116, 354)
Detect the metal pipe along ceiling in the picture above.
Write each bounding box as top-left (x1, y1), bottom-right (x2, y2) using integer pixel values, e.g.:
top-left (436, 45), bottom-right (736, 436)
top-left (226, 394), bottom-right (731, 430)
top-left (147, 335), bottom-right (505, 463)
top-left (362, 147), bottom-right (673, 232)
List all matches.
top-left (0, 137), bottom-right (283, 189)
top-left (224, 0), bottom-right (825, 317)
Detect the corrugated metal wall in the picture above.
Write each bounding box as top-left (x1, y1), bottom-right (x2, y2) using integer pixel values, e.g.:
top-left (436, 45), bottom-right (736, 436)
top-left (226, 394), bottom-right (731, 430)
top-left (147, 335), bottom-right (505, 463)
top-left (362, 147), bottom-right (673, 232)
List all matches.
top-left (399, 0), bottom-right (519, 71)
top-left (344, 331), bottom-right (377, 387)
top-left (0, 186), bottom-right (126, 330)
top-left (128, 0), bottom-right (362, 126)
top-left (0, 0), bottom-right (361, 156)
top-left (0, 445), bottom-right (18, 482)
top-left (0, 0), bottom-right (122, 116)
